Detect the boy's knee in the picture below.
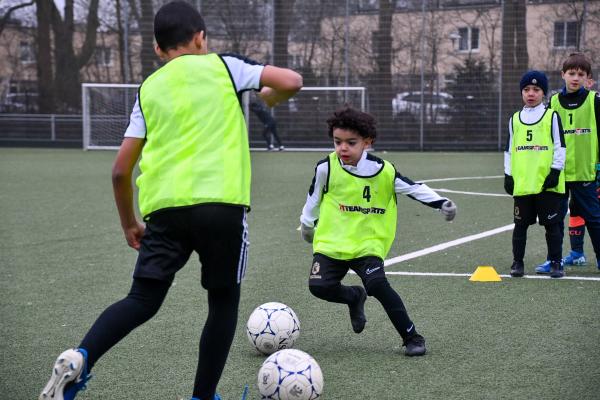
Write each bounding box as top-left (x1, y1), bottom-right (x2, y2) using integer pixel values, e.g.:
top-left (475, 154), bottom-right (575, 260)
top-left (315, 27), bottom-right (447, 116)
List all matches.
top-left (363, 278), bottom-right (389, 296)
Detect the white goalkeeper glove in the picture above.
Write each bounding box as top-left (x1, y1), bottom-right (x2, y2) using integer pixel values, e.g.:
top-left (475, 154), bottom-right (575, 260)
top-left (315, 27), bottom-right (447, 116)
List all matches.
top-left (300, 223), bottom-right (314, 243)
top-left (441, 200), bottom-right (457, 221)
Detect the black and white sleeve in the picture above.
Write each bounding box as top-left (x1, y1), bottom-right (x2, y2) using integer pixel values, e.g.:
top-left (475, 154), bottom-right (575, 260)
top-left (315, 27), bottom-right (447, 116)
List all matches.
top-left (394, 170), bottom-right (448, 209)
top-left (300, 158), bottom-right (329, 228)
top-left (504, 116), bottom-right (513, 175)
top-left (220, 53), bottom-right (265, 93)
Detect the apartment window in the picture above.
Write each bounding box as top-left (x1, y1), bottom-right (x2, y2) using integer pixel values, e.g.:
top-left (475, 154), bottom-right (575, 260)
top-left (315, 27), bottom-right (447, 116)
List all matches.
top-left (19, 41), bottom-right (35, 64)
top-left (95, 47), bottom-right (112, 66)
top-left (458, 27), bottom-right (479, 52)
top-left (357, 0), bottom-right (377, 11)
top-left (554, 21), bottom-right (578, 48)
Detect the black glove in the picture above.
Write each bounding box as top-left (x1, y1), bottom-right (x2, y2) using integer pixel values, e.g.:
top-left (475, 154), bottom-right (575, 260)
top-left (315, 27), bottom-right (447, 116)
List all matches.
top-left (504, 174), bottom-right (514, 195)
top-left (441, 200), bottom-right (457, 221)
top-left (543, 168), bottom-right (561, 189)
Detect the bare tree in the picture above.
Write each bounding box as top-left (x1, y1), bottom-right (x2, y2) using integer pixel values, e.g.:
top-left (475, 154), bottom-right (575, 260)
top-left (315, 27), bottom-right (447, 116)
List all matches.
top-left (534, 1), bottom-right (598, 74)
top-left (371, 0), bottom-right (394, 134)
top-left (139, 0), bottom-right (155, 79)
top-left (0, 0), bottom-right (34, 36)
top-left (501, 0), bottom-right (528, 134)
top-left (273, 0), bottom-right (294, 68)
top-left (33, 0), bottom-right (100, 112)
top-left (34, 0), bottom-right (54, 112)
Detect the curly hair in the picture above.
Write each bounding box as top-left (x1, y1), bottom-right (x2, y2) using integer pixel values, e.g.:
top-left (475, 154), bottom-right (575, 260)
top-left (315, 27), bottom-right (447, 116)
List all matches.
top-left (326, 106), bottom-right (377, 141)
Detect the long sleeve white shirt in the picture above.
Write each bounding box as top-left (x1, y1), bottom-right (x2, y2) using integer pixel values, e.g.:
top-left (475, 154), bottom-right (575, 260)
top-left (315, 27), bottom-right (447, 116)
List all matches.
top-left (300, 151), bottom-right (449, 228)
top-left (504, 102), bottom-right (566, 175)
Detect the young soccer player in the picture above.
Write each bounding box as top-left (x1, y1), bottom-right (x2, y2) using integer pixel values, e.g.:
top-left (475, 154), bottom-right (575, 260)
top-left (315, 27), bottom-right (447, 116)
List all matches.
top-left (504, 71), bottom-right (566, 278)
top-left (534, 54), bottom-right (600, 274)
top-left (299, 106), bottom-right (457, 356)
top-left (560, 70), bottom-right (600, 267)
top-left (39, 2), bottom-right (302, 400)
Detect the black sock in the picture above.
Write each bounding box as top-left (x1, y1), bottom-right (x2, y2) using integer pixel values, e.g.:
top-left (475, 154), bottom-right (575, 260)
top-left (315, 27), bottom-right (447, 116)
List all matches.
top-left (512, 223), bottom-right (528, 262)
top-left (193, 285), bottom-right (240, 399)
top-left (367, 279), bottom-right (416, 340)
top-left (545, 223), bottom-right (562, 262)
top-left (79, 278), bottom-right (171, 370)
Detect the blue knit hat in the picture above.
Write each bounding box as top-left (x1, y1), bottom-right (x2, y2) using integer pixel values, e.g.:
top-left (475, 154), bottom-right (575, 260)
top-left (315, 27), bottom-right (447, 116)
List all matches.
top-left (520, 70), bottom-right (548, 95)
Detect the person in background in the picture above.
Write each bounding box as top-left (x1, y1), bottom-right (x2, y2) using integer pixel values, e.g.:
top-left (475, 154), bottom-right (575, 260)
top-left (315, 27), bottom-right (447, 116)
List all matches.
top-left (535, 54), bottom-right (600, 275)
top-left (504, 70), bottom-right (566, 278)
top-left (39, 2), bottom-right (302, 400)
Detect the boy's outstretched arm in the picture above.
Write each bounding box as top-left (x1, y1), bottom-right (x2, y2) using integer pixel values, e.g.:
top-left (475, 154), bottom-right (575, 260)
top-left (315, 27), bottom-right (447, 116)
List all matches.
top-left (394, 170), bottom-right (456, 221)
top-left (112, 137), bottom-right (145, 250)
top-left (299, 159), bottom-right (328, 242)
top-left (258, 65), bottom-right (303, 107)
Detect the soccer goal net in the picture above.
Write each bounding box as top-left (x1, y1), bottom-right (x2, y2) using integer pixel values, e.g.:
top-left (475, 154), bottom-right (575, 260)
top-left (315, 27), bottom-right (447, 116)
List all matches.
top-left (82, 83), bottom-right (366, 150)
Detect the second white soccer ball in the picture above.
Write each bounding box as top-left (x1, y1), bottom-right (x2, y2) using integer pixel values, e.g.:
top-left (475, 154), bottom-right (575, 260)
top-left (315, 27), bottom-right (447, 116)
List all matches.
top-left (257, 349), bottom-right (324, 400)
top-left (246, 302), bottom-right (301, 355)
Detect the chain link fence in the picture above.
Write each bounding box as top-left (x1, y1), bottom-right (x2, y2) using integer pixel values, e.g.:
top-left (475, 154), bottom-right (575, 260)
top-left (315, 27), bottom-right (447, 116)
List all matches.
top-left (1, 0), bottom-right (598, 149)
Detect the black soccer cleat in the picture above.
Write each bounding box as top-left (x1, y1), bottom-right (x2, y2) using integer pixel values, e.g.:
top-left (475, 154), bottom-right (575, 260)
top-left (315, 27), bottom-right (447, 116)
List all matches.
top-left (549, 260), bottom-right (565, 278)
top-left (510, 260), bottom-right (525, 277)
top-left (404, 333), bottom-right (426, 357)
top-left (348, 286), bottom-right (367, 333)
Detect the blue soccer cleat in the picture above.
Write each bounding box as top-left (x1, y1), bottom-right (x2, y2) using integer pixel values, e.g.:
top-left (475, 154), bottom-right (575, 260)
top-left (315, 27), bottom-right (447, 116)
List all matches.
top-left (40, 348), bottom-right (90, 400)
top-left (563, 250), bottom-right (586, 266)
top-left (535, 260), bottom-right (551, 274)
top-left (241, 384), bottom-right (249, 400)
top-left (190, 395), bottom-right (222, 400)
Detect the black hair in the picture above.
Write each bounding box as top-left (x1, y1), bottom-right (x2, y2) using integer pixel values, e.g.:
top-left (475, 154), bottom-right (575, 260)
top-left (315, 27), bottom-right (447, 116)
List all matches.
top-left (154, 1), bottom-right (206, 52)
top-left (326, 106), bottom-right (377, 141)
top-left (562, 53), bottom-right (592, 75)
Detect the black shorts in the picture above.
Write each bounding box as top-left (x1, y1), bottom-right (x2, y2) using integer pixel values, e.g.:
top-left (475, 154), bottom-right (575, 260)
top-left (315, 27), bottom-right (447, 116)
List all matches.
top-left (133, 204), bottom-right (249, 289)
top-left (309, 253), bottom-right (387, 290)
top-left (513, 192), bottom-right (564, 226)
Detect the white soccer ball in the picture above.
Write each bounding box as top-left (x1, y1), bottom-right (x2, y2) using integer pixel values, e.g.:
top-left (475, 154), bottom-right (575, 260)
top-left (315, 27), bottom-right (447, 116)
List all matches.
top-left (246, 302), bottom-right (301, 355)
top-left (257, 349), bottom-right (324, 400)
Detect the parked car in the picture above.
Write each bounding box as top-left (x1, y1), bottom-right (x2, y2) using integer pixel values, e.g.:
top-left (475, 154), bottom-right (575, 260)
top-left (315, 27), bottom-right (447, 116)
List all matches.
top-left (392, 91), bottom-right (452, 123)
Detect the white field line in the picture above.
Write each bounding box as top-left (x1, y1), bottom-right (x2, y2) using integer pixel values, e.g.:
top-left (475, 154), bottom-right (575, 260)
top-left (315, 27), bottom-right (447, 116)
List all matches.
top-left (384, 224), bottom-right (515, 266)
top-left (418, 175), bottom-right (503, 183)
top-left (423, 175), bottom-right (509, 197)
top-left (430, 188), bottom-right (511, 197)
top-left (381, 271), bottom-right (600, 281)
top-left (319, 174), bottom-right (599, 282)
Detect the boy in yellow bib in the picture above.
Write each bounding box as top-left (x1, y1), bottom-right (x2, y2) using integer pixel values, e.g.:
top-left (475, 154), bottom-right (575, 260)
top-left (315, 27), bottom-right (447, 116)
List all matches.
top-left (534, 54), bottom-right (600, 274)
top-left (504, 71), bottom-right (566, 278)
top-left (39, 2), bottom-right (302, 399)
top-left (300, 107), bottom-right (456, 356)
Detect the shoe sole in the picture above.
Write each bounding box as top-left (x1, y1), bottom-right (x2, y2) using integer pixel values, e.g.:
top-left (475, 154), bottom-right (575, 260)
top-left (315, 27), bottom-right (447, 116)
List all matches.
top-left (39, 349), bottom-right (83, 400)
top-left (405, 348), bottom-right (427, 357)
top-left (564, 260), bottom-right (586, 266)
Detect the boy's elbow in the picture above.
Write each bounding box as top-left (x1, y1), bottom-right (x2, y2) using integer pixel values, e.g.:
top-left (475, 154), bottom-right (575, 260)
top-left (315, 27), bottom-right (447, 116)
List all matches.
top-left (289, 73), bottom-right (303, 92)
top-left (278, 72), bottom-right (302, 93)
top-left (111, 164), bottom-right (130, 185)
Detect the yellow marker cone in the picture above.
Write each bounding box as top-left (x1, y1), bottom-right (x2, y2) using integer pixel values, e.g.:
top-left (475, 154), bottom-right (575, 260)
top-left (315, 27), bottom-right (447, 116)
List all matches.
top-left (469, 266), bottom-right (502, 282)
